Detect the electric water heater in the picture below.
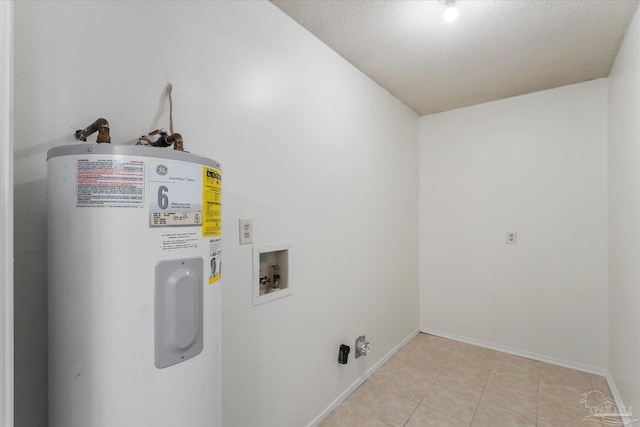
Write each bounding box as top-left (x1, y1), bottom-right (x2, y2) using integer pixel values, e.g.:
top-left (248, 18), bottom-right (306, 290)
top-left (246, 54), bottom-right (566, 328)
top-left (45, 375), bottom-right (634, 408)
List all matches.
top-left (47, 144), bottom-right (222, 427)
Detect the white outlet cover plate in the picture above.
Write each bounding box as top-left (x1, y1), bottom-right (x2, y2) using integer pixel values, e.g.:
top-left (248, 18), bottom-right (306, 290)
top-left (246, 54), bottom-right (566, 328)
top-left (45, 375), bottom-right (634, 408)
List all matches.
top-left (239, 219), bottom-right (253, 245)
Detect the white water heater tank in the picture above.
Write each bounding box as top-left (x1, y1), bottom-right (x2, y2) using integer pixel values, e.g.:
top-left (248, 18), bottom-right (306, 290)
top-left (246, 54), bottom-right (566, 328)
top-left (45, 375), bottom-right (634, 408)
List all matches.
top-left (47, 144), bottom-right (222, 427)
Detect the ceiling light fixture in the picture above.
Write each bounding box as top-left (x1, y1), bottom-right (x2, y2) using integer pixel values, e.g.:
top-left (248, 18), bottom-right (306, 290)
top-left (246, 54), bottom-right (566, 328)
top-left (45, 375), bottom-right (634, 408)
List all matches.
top-left (441, 0), bottom-right (458, 23)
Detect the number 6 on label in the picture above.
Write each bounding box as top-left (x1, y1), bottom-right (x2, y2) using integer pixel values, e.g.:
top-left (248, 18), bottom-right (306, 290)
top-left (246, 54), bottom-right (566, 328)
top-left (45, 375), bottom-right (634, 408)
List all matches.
top-left (158, 186), bottom-right (169, 210)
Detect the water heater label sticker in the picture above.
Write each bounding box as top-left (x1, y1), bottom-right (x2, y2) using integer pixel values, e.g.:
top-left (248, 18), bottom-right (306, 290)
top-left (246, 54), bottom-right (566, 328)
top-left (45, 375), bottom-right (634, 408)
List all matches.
top-left (159, 232), bottom-right (199, 251)
top-left (209, 237), bottom-right (222, 284)
top-left (148, 161), bottom-right (203, 228)
top-left (151, 211), bottom-right (201, 227)
top-left (202, 167), bottom-right (222, 238)
top-left (76, 159), bottom-right (145, 207)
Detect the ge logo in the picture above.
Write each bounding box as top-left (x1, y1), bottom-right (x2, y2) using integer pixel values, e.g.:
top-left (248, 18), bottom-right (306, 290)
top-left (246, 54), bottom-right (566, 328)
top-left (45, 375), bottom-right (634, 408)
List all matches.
top-left (156, 164), bottom-right (168, 176)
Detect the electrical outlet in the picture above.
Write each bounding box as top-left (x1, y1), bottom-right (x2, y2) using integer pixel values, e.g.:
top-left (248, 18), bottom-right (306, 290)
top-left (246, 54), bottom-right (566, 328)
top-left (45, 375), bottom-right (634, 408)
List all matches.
top-left (507, 231), bottom-right (517, 245)
top-left (239, 219), bottom-right (253, 245)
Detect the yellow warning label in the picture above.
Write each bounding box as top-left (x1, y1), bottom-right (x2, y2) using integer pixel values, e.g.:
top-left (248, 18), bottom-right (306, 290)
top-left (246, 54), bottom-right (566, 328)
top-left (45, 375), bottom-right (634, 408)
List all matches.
top-left (203, 167), bottom-right (222, 238)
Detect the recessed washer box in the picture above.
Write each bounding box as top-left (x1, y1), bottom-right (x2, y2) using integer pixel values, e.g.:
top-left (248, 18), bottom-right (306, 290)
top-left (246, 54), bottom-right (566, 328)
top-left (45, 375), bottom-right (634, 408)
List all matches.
top-left (253, 242), bottom-right (292, 306)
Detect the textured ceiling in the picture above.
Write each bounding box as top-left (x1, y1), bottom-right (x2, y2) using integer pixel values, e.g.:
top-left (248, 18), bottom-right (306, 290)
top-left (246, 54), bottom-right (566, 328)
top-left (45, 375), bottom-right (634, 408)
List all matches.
top-left (272, 0), bottom-right (639, 115)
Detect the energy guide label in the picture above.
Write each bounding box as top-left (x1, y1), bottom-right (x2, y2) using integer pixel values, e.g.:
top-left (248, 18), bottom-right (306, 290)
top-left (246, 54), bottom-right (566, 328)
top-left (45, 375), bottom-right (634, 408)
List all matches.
top-left (148, 161), bottom-right (203, 228)
top-left (76, 158), bottom-right (145, 207)
top-left (202, 167), bottom-right (222, 238)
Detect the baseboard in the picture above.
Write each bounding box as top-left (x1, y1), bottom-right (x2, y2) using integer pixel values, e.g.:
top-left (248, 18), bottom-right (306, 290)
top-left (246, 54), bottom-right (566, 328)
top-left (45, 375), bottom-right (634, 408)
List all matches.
top-left (420, 327), bottom-right (609, 377)
top-left (604, 371), bottom-right (637, 427)
top-left (306, 328), bottom-right (420, 427)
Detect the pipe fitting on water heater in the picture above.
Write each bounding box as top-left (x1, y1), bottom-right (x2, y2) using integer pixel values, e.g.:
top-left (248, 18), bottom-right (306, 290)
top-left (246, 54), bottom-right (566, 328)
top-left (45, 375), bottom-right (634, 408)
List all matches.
top-left (355, 336), bottom-right (371, 358)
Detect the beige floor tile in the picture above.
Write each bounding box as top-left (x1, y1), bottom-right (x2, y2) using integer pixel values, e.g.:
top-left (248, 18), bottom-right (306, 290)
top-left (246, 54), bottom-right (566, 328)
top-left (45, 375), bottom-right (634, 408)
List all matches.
top-left (398, 336), bottom-right (429, 355)
top-left (451, 341), bottom-right (490, 357)
top-left (398, 340), bottom-right (454, 367)
top-left (492, 365), bottom-right (539, 385)
top-left (536, 419), bottom-right (561, 427)
top-left (436, 366), bottom-right (489, 395)
top-left (405, 405), bottom-right (470, 427)
top-left (579, 388), bottom-right (629, 427)
top-left (491, 350), bottom-right (539, 367)
top-left (403, 332), bottom-right (432, 348)
top-left (399, 351), bottom-right (443, 376)
top-left (421, 383), bottom-right (481, 423)
top-left (366, 366), bottom-right (432, 403)
top-left (376, 352), bottom-right (443, 381)
top-left (470, 403), bottom-right (536, 427)
top-left (486, 369), bottom-right (539, 395)
top-left (404, 348), bottom-right (452, 369)
top-left (446, 350), bottom-right (493, 376)
top-left (539, 364), bottom-right (593, 393)
top-left (318, 401), bottom-right (393, 427)
top-left (537, 389), bottom-right (595, 427)
top-left (344, 381), bottom-right (417, 427)
top-left (589, 374), bottom-right (612, 397)
top-left (479, 374), bottom-right (538, 417)
top-left (538, 419), bottom-right (603, 427)
top-left (319, 334), bottom-right (615, 427)
top-left (419, 335), bottom-right (472, 356)
top-left (537, 412), bottom-right (603, 427)
top-left (391, 345), bottom-right (415, 361)
top-left (539, 382), bottom-right (587, 408)
top-left (492, 353), bottom-right (540, 383)
top-left (375, 354), bottom-right (414, 376)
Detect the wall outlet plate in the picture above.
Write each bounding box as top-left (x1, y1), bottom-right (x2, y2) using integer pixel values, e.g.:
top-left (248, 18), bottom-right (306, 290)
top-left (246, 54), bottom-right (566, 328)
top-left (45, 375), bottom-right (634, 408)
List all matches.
top-left (507, 231), bottom-right (517, 245)
top-left (239, 219), bottom-right (253, 245)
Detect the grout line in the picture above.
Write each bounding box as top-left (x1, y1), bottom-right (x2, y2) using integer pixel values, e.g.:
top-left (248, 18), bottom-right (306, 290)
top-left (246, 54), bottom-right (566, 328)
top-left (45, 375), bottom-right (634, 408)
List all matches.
top-left (467, 366), bottom-right (491, 427)
top-left (401, 395), bottom-right (423, 427)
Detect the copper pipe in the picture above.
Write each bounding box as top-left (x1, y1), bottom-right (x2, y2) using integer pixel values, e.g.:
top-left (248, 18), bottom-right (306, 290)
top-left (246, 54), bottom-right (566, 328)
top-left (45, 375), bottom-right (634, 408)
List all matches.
top-left (75, 118), bottom-right (110, 143)
top-left (168, 133), bottom-right (184, 151)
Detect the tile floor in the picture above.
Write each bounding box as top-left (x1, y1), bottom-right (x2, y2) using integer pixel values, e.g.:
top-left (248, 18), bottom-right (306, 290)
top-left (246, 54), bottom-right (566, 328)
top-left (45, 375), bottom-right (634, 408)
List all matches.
top-left (319, 333), bottom-right (623, 427)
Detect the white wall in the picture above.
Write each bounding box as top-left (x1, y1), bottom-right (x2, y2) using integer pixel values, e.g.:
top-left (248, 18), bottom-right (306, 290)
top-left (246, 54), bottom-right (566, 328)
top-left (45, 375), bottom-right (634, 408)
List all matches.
top-left (419, 80), bottom-right (609, 370)
top-left (13, 1), bottom-right (419, 426)
top-left (608, 5), bottom-right (640, 416)
top-left (1, 1), bottom-right (14, 426)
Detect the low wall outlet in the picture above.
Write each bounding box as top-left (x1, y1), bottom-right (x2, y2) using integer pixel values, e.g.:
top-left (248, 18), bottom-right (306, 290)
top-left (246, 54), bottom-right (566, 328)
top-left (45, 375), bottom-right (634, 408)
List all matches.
top-left (239, 219), bottom-right (253, 245)
top-left (507, 232), bottom-right (517, 245)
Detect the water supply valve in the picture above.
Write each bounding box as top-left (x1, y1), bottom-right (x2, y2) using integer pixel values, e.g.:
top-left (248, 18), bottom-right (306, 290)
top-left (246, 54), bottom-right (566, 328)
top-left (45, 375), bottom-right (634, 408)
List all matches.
top-left (355, 336), bottom-right (371, 358)
top-left (75, 118), bottom-right (110, 143)
top-left (272, 264), bottom-right (280, 289)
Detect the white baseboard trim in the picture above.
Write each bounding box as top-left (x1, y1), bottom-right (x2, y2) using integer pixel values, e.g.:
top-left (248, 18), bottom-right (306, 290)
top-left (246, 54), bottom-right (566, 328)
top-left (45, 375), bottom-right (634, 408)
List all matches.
top-left (420, 327), bottom-right (609, 377)
top-left (603, 371), bottom-right (637, 427)
top-left (306, 328), bottom-right (420, 427)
